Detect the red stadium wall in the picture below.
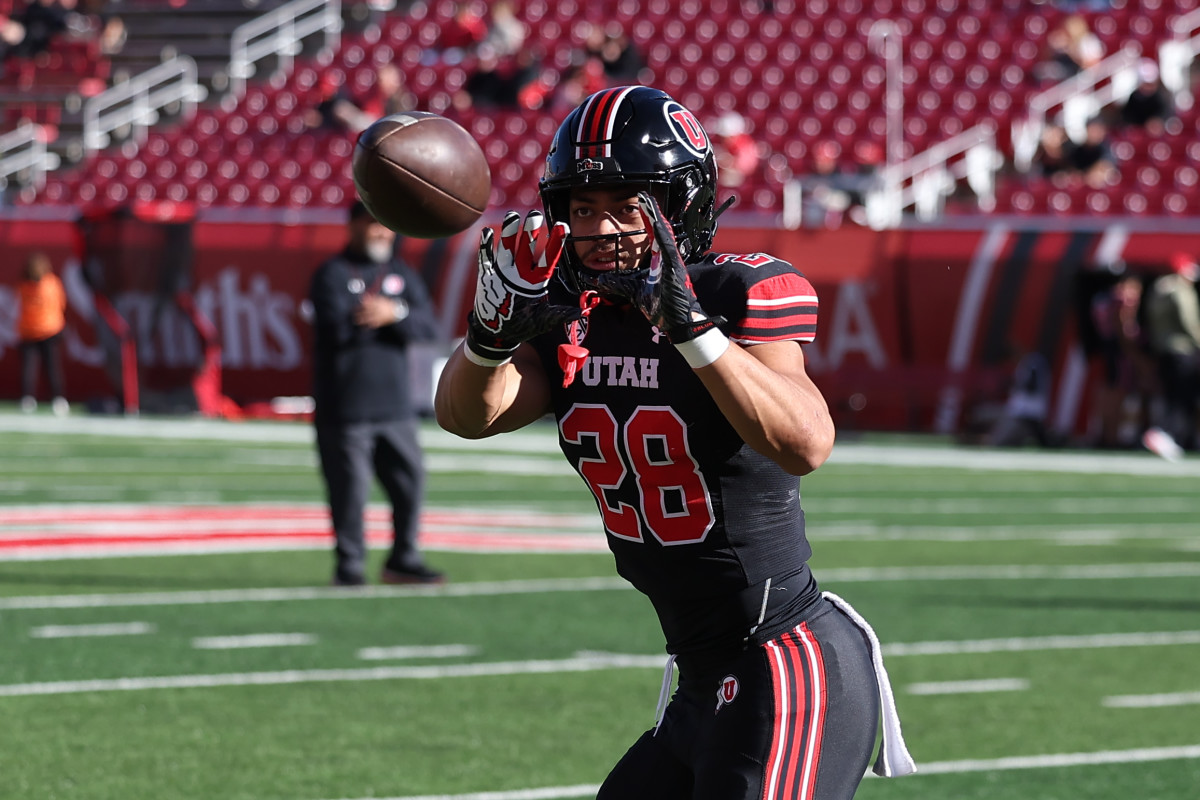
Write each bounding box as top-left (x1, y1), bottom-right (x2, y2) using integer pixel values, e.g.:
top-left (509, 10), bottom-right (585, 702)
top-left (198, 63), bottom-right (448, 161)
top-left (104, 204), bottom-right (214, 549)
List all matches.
top-left (2, 215), bottom-right (1197, 435)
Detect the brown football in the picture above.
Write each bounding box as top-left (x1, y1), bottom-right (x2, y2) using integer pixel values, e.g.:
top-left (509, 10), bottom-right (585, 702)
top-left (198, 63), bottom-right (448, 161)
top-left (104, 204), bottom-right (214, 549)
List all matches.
top-left (352, 112), bottom-right (492, 238)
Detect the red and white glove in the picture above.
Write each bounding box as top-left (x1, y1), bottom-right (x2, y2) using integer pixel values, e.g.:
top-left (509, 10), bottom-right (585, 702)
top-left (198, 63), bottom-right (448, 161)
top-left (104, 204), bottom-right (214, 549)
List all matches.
top-left (465, 210), bottom-right (582, 366)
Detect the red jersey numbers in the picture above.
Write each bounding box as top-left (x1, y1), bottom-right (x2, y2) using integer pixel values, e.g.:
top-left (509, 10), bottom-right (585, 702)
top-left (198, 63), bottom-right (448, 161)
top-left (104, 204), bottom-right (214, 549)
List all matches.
top-left (714, 253), bottom-right (774, 268)
top-left (560, 404), bottom-right (716, 546)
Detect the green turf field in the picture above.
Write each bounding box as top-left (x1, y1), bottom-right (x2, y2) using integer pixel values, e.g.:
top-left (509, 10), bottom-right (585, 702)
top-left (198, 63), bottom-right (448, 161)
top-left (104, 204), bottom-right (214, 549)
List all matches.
top-left (1, 410), bottom-right (1198, 800)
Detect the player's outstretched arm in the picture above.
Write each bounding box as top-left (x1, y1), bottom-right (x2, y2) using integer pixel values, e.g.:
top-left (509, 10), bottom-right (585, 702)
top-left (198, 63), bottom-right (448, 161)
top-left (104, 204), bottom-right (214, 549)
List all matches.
top-left (435, 211), bottom-right (575, 439)
top-left (435, 344), bottom-right (551, 438)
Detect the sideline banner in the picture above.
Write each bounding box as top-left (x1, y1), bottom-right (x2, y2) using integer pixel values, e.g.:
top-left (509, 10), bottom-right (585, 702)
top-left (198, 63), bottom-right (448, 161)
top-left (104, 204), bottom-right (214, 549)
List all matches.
top-left (1, 216), bottom-right (1198, 435)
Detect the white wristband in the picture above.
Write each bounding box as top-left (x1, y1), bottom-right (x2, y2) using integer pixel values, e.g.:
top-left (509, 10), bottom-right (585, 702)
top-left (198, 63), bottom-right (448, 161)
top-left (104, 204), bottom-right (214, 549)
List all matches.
top-left (462, 343), bottom-right (513, 368)
top-left (674, 327), bottom-right (729, 368)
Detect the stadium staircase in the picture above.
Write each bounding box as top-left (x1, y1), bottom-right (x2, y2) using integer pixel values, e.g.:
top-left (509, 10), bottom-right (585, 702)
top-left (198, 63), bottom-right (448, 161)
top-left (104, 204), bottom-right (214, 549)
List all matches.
top-left (10, 0), bottom-right (1200, 219)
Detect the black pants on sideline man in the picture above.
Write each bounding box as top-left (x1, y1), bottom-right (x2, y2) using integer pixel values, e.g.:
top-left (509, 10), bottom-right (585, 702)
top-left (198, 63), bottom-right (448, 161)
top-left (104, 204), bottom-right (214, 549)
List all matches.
top-left (20, 333), bottom-right (64, 398)
top-left (315, 418), bottom-right (425, 584)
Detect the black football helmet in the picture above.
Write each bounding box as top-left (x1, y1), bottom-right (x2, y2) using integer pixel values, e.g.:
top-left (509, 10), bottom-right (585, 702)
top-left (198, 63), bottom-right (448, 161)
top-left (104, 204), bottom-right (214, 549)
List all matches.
top-left (539, 86), bottom-right (725, 294)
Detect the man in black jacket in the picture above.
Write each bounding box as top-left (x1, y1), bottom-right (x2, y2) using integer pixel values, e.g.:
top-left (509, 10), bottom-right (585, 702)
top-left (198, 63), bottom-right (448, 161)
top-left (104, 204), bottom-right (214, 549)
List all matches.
top-left (309, 201), bottom-right (443, 586)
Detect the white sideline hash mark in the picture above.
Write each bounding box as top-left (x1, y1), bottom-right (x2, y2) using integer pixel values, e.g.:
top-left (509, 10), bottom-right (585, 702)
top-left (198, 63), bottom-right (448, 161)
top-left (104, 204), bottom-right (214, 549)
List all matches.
top-left (0, 577), bottom-right (631, 610)
top-left (882, 630), bottom-right (1200, 656)
top-left (29, 622), bottom-right (155, 639)
top-left (907, 678), bottom-right (1030, 695)
top-left (321, 746), bottom-right (1200, 799)
top-left (358, 645), bottom-right (478, 661)
top-left (1103, 691), bottom-right (1200, 708)
top-left (192, 633), bottom-right (317, 650)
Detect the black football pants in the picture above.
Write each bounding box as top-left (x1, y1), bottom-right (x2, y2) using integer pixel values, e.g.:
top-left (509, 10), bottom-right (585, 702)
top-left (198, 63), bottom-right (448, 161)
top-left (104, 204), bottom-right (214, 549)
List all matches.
top-left (315, 418), bottom-right (426, 583)
top-left (597, 597), bottom-right (880, 800)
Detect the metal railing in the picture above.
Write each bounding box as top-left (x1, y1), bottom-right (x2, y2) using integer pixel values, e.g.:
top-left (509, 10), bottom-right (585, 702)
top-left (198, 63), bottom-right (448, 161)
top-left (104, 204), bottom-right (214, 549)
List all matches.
top-left (82, 56), bottom-right (207, 152)
top-left (228, 0), bottom-right (342, 98)
top-left (1012, 44), bottom-right (1142, 172)
top-left (863, 121), bottom-right (1003, 229)
top-left (1160, 8), bottom-right (1200, 111)
top-left (0, 122), bottom-right (62, 192)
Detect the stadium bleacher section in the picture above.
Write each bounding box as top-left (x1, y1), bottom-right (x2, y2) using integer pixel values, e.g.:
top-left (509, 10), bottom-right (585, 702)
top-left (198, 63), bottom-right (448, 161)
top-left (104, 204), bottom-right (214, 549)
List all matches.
top-left (3, 0), bottom-right (1199, 220)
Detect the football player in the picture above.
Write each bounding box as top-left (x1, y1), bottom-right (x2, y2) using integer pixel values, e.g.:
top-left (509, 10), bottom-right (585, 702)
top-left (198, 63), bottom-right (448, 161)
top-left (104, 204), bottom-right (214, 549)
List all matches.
top-left (435, 86), bottom-right (915, 799)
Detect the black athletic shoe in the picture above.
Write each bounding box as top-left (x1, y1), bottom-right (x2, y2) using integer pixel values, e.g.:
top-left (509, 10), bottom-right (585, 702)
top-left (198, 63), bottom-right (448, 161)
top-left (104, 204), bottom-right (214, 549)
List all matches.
top-left (330, 573), bottom-right (366, 587)
top-left (381, 564), bottom-right (446, 585)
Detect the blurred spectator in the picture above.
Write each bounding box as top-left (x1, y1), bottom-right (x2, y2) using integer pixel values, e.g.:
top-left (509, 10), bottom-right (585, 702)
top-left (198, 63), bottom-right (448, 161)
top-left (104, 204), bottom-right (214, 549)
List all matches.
top-left (1087, 269), bottom-right (1149, 448)
top-left (797, 141), bottom-right (878, 228)
top-left (305, 64), bottom-right (413, 134)
top-left (0, 13), bottom-right (25, 72)
top-left (1035, 14), bottom-right (1104, 84)
top-left (1067, 117), bottom-right (1117, 188)
top-left (593, 22), bottom-right (643, 84)
top-left (357, 62), bottom-right (416, 120)
top-left (18, 251), bottom-right (69, 416)
top-left (9, 0), bottom-right (73, 59)
top-left (1118, 59), bottom-right (1173, 135)
top-left (1142, 253), bottom-right (1200, 457)
top-left (480, 0), bottom-right (525, 58)
top-left (545, 54), bottom-right (606, 115)
top-left (986, 351), bottom-right (1054, 448)
top-left (710, 111), bottom-right (761, 189)
top-left (453, 44), bottom-right (538, 111)
top-left (1033, 123), bottom-right (1073, 178)
top-left (426, 0), bottom-right (486, 64)
top-left (97, 11), bottom-right (124, 56)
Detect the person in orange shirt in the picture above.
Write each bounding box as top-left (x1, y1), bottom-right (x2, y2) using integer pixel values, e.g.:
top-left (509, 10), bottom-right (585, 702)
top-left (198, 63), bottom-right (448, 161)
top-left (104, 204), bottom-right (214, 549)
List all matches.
top-left (17, 251), bottom-right (68, 415)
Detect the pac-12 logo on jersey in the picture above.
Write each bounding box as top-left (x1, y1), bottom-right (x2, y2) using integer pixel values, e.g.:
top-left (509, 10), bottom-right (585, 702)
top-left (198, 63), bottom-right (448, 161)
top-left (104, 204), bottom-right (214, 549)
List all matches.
top-left (715, 675), bottom-right (740, 714)
top-left (664, 101), bottom-right (709, 157)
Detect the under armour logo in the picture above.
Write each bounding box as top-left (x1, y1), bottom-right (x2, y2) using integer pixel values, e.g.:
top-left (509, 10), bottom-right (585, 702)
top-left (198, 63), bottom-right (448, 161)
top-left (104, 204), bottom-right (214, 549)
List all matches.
top-left (715, 675), bottom-right (739, 714)
top-left (651, 325), bottom-right (664, 344)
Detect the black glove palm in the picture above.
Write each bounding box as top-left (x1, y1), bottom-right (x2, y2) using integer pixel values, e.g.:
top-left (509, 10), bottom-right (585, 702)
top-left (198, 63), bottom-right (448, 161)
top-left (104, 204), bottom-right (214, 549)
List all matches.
top-left (593, 193), bottom-right (723, 343)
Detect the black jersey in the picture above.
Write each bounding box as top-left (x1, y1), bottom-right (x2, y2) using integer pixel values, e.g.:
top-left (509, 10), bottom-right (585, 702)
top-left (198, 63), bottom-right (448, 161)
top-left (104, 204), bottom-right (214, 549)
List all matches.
top-left (309, 250), bottom-right (438, 425)
top-left (530, 251), bottom-right (823, 661)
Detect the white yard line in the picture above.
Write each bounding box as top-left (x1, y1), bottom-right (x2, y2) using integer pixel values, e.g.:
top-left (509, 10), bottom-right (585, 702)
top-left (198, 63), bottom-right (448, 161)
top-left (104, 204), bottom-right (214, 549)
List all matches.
top-left (192, 633), bottom-right (317, 650)
top-left (323, 745), bottom-right (1200, 800)
top-left (3, 629), bottom-right (1198, 698)
top-left (0, 654), bottom-right (668, 698)
top-left (883, 630), bottom-right (1200, 657)
top-left (327, 788), bottom-right (601, 800)
top-left (816, 522), bottom-right (1200, 542)
top-left (1103, 691), bottom-right (1200, 708)
top-left (906, 678), bottom-right (1030, 695)
top-left (5, 412), bottom-right (1200, 476)
top-left (358, 645), bottom-right (479, 661)
top-left (818, 562), bottom-right (1200, 582)
top-left (29, 622), bottom-right (155, 639)
top-left (3, 563), bottom-right (1198, 611)
top-left (0, 577), bottom-right (632, 610)
top-left (912, 744), bottom-right (1200, 774)
top-left (809, 496), bottom-right (1200, 514)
